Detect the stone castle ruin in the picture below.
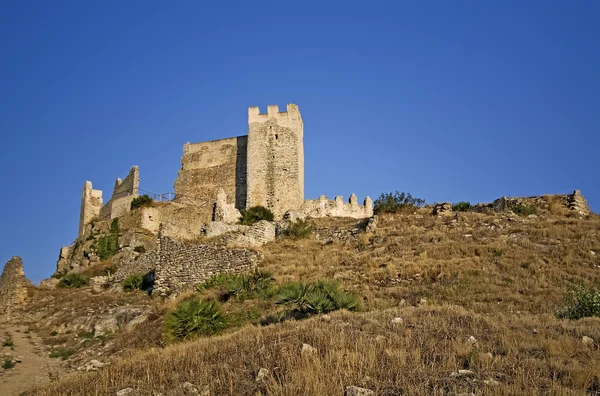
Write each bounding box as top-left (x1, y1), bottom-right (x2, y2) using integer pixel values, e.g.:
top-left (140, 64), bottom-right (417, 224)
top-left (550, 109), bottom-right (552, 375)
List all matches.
top-left (52, 104), bottom-right (373, 294)
top-left (5, 102), bottom-right (585, 297)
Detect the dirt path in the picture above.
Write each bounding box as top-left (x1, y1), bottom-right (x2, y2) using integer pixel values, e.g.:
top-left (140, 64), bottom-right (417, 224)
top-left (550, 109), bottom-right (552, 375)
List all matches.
top-left (0, 323), bottom-right (64, 395)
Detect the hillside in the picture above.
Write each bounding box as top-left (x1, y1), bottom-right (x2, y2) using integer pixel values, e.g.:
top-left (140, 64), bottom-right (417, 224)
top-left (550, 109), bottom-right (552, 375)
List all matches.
top-left (1, 203), bottom-right (599, 395)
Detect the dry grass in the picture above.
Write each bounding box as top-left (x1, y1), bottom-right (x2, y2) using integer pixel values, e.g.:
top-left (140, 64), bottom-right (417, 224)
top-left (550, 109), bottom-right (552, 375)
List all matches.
top-left (23, 211), bottom-right (600, 395)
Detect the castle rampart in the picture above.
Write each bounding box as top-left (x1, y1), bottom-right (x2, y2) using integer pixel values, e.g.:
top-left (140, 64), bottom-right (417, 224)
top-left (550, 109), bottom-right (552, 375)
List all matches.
top-left (301, 194), bottom-right (373, 219)
top-left (99, 166), bottom-right (140, 220)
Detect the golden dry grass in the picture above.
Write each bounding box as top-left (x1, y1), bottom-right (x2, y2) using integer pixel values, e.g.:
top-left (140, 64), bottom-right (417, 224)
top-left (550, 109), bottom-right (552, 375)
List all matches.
top-left (23, 211), bottom-right (600, 395)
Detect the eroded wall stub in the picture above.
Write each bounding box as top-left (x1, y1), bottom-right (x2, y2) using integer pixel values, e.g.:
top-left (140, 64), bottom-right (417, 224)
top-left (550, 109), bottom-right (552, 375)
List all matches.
top-left (246, 104), bottom-right (304, 219)
top-left (0, 256), bottom-right (29, 316)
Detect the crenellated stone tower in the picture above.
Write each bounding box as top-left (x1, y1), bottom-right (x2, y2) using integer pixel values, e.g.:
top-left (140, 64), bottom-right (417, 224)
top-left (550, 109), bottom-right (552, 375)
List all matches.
top-left (246, 104), bottom-right (304, 218)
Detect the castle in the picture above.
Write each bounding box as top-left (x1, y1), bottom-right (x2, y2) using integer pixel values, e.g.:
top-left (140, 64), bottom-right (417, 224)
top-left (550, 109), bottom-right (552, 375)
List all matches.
top-left (76, 103), bottom-right (372, 239)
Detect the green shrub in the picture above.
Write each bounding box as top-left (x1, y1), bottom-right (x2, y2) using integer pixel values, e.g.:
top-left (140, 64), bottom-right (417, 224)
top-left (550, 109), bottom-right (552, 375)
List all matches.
top-left (49, 348), bottom-right (73, 360)
top-left (2, 359), bottom-right (15, 369)
top-left (276, 279), bottom-right (360, 316)
top-left (110, 218), bottom-right (120, 234)
top-left (96, 234), bottom-right (118, 260)
top-left (2, 338), bottom-right (13, 347)
top-left (196, 270), bottom-right (274, 301)
top-left (58, 273), bottom-right (89, 288)
top-left (239, 206), bottom-right (274, 225)
top-left (513, 204), bottom-right (537, 216)
top-left (131, 194), bottom-right (154, 210)
top-left (49, 331), bottom-right (58, 337)
top-left (165, 297), bottom-right (227, 341)
top-left (283, 219), bottom-right (313, 239)
top-left (103, 266), bottom-right (117, 276)
top-left (556, 284), bottom-right (600, 320)
top-left (122, 275), bottom-right (144, 292)
top-left (77, 331), bottom-right (94, 339)
top-left (452, 201), bottom-right (471, 212)
top-left (373, 191), bottom-right (425, 214)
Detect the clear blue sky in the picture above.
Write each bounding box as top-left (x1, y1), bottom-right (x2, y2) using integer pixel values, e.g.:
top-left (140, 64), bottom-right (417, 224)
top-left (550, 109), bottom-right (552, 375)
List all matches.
top-left (1, 1), bottom-right (598, 283)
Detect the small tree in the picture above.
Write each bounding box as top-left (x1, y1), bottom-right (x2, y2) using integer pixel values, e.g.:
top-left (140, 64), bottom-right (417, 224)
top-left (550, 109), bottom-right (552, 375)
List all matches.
top-left (373, 191), bottom-right (425, 214)
top-left (239, 206), bottom-right (274, 225)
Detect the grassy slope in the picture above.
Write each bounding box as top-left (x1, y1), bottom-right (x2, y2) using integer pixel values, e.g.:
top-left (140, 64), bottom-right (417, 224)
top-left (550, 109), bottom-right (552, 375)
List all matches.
top-left (26, 211), bottom-right (600, 395)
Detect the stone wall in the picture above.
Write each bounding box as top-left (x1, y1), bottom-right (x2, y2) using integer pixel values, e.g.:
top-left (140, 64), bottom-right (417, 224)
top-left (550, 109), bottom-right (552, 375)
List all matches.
top-left (472, 190), bottom-right (591, 217)
top-left (112, 166), bottom-right (140, 199)
top-left (174, 136), bottom-right (247, 223)
top-left (78, 181), bottom-right (103, 237)
top-left (137, 202), bottom-right (207, 240)
top-left (153, 235), bottom-right (259, 295)
top-left (99, 166), bottom-right (140, 220)
top-left (246, 104), bottom-right (304, 219)
top-left (302, 194), bottom-right (373, 219)
top-left (111, 250), bottom-right (158, 283)
top-left (0, 256), bottom-right (29, 316)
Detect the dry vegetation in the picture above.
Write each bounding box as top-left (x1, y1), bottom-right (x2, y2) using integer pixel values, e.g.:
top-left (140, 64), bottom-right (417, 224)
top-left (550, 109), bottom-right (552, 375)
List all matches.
top-left (23, 210), bottom-right (600, 395)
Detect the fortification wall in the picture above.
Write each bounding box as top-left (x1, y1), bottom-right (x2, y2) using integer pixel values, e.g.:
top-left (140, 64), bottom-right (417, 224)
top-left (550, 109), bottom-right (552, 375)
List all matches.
top-left (174, 136), bottom-right (247, 222)
top-left (302, 194), bottom-right (373, 219)
top-left (99, 166), bottom-right (140, 220)
top-left (153, 235), bottom-right (259, 295)
top-left (246, 104), bottom-right (304, 219)
top-left (0, 256), bottom-right (29, 316)
top-left (111, 250), bottom-right (158, 283)
top-left (112, 166), bottom-right (139, 198)
top-left (78, 181), bottom-right (103, 237)
top-left (472, 190), bottom-right (591, 217)
top-left (137, 202), bottom-right (207, 240)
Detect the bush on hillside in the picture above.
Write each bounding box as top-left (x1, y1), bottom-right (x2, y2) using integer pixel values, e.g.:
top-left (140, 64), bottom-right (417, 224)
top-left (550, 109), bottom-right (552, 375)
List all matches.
top-left (131, 194), bottom-right (154, 210)
top-left (122, 275), bottom-right (144, 292)
top-left (58, 273), bottom-right (89, 289)
top-left (556, 284), bottom-right (600, 320)
top-left (196, 269), bottom-right (274, 301)
top-left (373, 191), bottom-right (425, 214)
top-left (282, 219), bottom-right (313, 239)
top-left (94, 218), bottom-right (120, 260)
top-left (165, 296), bottom-right (227, 341)
top-left (239, 206), bottom-right (274, 225)
top-left (513, 204), bottom-right (537, 216)
top-left (276, 279), bottom-right (360, 316)
top-left (452, 201), bottom-right (471, 212)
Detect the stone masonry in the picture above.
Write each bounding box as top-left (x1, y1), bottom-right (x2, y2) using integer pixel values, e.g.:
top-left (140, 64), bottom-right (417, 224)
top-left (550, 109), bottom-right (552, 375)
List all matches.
top-left (153, 235), bottom-right (259, 295)
top-left (0, 256), bottom-right (29, 316)
top-left (302, 194), bottom-right (373, 219)
top-left (79, 181), bottom-right (103, 237)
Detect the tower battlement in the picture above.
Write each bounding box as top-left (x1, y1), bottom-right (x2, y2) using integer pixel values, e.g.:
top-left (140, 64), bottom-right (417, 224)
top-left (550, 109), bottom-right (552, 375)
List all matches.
top-left (248, 104), bottom-right (302, 126)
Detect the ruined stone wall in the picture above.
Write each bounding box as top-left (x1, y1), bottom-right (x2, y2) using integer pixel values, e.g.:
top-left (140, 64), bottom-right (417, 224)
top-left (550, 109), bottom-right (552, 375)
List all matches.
top-left (111, 250), bottom-right (158, 283)
top-left (153, 235), bottom-right (259, 295)
top-left (137, 202), bottom-right (208, 240)
top-left (472, 190), bottom-right (591, 217)
top-left (78, 181), bottom-right (103, 237)
top-left (0, 256), bottom-right (28, 316)
top-left (302, 194), bottom-right (373, 219)
top-left (246, 104), bottom-right (304, 219)
top-left (99, 166), bottom-right (140, 220)
top-left (174, 136), bottom-right (247, 223)
top-left (112, 166), bottom-right (139, 199)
